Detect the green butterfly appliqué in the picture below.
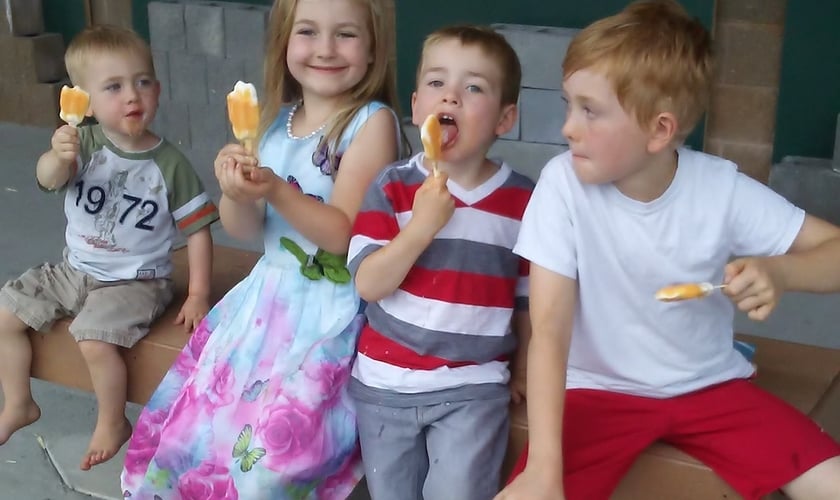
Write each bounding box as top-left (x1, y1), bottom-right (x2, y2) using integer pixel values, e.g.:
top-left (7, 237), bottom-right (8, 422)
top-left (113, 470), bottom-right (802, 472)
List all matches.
top-left (280, 237), bottom-right (351, 284)
top-left (232, 424), bottom-right (266, 473)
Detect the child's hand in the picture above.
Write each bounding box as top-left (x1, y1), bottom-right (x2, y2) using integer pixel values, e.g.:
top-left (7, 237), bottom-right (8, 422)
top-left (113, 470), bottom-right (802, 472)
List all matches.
top-left (51, 125), bottom-right (79, 166)
top-left (214, 144), bottom-right (261, 202)
top-left (509, 373), bottom-right (527, 404)
top-left (495, 469), bottom-right (565, 500)
top-left (723, 256), bottom-right (783, 321)
top-left (409, 172), bottom-right (455, 238)
top-left (175, 294), bottom-right (210, 333)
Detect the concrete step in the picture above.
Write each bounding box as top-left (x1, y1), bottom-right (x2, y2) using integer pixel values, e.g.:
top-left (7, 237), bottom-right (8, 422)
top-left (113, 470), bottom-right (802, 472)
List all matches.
top-left (0, 0), bottom-right (45, 36)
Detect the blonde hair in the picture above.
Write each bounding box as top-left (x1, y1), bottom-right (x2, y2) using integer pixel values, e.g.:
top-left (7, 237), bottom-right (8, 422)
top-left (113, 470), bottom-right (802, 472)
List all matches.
top-left (260, 0), bottom-right (406, 161)
top-left (563, 0), bottom-right (713, 141)
top-left (418, 25), bottom-right (522, 107)
top-left (65, 25), bottom-right (155, 87)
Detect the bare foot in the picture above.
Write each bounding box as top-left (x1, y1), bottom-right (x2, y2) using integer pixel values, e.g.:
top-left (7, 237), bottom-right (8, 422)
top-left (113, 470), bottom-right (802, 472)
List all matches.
top-left (79, 417), bottom-right (132, 470)
top-left (0, 400), bottom-right (41, 445)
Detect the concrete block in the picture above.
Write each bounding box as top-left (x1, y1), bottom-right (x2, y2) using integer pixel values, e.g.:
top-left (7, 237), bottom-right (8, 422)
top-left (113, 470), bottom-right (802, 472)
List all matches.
top-left (206, 56), bottom-right (244, 109)
top-left (769, 156), bottom-right (840, 226)
top-left (148, 1), bottom-right (186, 52)
top-left (188, 101), bottom-right (228, 158)
top-left (0, 33), bottom-right (66, 83)
top-left (493, 24), bottom-right (579, 90)
top-left (152, 106), bottom-right (168, 139)
top-left (0, 0), bottom-right (44, 36)
top-left (0, 79), bottom-right (63, 127)
top-left (90, 0), bottom-right (132, 28)
top-left (243, 56), bottom-right (264, 98)
top-left (169, 51), bottom-right (208, 105)
top-left (152, 50), bottom-right (170, 102)
top-left (156, 99), bottom-right (191, 150)
top-left (489, 139), bottom-right (566, 182)
top-left (520, 88), bottom-right (567, 145)
top-left (185, 2), bottom-right (225, 57)
top-left (224, 4), bottom-right (269, 59)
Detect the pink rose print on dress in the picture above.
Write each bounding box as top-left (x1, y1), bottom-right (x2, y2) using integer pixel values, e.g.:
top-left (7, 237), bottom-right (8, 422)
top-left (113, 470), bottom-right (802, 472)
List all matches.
top-left (206, 363), bottom-right (236, 407)
top-left (257, 397), bottom-right (327, 475)
top-left (187, 320), bottom-right (212, 356)
top-left (303, 360), bottom-right (351, 404)
top-left (123, 409), bottom-right (167, 478)
top-left (177, 461), bottom-right (239, 500)
top-left (316, 448), bottom-right (363, 499)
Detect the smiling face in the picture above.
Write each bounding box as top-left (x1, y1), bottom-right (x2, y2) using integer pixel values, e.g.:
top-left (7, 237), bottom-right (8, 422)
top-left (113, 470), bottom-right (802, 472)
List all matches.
top-left (285, 0), bottom-right (373, 103)
top-left (81, 49), bottom-right (160, 150)
top-left (411, 39), bottom-right (515, 166)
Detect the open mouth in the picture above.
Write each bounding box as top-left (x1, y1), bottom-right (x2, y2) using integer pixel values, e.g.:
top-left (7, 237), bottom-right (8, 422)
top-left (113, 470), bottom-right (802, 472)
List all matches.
top-left (125, 110), bottom-right (143, 119)
top-left (437, 113), bottom-right (458, 149)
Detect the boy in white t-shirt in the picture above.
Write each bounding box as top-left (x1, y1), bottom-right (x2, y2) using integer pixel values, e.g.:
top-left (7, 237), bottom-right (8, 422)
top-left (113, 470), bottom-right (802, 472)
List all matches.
top-left (0, 26), bottom-right (217, 471)
top-left (496, 1), bottom-right (840, 499)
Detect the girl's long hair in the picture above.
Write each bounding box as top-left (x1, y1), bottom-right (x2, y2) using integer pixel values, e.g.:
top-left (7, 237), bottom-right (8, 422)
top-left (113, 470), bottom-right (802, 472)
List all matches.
top-left (259, 0), bottom-right (408, 165)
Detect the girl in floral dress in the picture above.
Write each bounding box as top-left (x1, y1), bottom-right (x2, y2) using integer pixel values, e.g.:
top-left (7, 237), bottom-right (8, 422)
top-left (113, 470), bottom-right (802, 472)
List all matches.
top-left (121, 0), bottom-right (403, 497)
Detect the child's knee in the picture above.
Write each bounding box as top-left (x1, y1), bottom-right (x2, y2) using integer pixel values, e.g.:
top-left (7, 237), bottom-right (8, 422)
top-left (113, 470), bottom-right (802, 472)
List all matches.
top-left (77, 339), bottom-right (122, 363)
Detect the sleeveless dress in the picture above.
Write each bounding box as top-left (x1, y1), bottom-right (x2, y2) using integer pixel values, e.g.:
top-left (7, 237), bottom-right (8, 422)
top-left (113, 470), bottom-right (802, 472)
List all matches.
top-left (121, 101), bottom-right (390, 500)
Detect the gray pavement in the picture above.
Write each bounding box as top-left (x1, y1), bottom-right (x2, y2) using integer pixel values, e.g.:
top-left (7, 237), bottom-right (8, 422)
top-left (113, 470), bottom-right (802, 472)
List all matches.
top-left (0, 121), bottom-right (838, 499)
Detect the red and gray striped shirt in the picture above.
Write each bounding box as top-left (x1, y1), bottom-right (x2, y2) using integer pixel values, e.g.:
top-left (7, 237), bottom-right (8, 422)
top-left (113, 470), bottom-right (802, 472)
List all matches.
top-left (348, 154), bottom-right (533, 405)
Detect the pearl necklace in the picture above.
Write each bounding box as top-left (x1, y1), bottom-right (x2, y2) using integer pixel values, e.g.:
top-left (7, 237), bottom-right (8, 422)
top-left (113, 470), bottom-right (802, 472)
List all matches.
top-left (286, 102), bottom-right (327, 140)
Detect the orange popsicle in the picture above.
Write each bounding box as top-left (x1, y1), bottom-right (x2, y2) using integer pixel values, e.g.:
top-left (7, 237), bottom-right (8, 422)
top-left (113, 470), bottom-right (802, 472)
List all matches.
top-left (59, 85), bottom-right (90, 127)
top-left (420, 114), bottom-right (441, 177)
top-left (655, 282), bottom-right (723, 302)
top-left (226, 81), bottom-right (260, 155)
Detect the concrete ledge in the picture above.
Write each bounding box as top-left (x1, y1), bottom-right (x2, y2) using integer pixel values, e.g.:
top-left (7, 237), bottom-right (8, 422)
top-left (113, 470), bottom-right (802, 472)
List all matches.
top-left (30, 245), bottom-right (261, 404)
top-left (769, 156), bottom-right (840, 226)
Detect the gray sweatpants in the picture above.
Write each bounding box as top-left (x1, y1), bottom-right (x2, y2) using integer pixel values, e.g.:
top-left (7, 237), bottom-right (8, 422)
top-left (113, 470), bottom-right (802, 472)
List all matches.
top-left (355, 395), bottom-right (510, 500)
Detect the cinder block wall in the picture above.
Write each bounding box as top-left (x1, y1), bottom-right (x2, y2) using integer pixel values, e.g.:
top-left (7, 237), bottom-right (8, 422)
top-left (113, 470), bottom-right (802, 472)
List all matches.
top-left (148, 0), bottom-right (269, 160)
top-left (704, 0), bottom-right (787, 183)
top-left (146, 0), bottom-right (794, 186)
top-left (0, 0), bottom-right (66, 127)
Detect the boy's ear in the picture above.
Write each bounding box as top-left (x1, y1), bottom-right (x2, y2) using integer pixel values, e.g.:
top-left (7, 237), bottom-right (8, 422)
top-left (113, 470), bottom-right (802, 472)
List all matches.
top-left (494, 103), bottom-right (518, 137)
top-left (647, 111), bottom-right (678, 154)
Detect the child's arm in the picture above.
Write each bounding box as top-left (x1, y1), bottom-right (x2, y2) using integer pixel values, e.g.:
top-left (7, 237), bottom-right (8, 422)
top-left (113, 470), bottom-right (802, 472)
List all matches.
top-left (725, 214), bottom-right (840, 320)
top-left (174, 226), bottom-right (213, 332)
top-left (354, 172), bottom-right (454, 302)
top-left (509, 309), bottom-right (531, 404)
top-left (36, 125), bottom-right (78, 190)
top-left (495, 263), bottom-right (576, 500)
top-left (265, 109), bottom-right (399, 254)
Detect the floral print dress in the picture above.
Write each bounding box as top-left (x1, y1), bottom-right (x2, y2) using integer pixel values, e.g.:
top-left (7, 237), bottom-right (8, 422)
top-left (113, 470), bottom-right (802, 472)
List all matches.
top-left (121, 101), bottom-right (391, 499)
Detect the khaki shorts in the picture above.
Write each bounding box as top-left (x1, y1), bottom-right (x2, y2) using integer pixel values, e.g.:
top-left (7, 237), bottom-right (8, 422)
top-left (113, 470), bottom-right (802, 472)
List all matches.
top-left (0, 259), bottom-right (174, 348)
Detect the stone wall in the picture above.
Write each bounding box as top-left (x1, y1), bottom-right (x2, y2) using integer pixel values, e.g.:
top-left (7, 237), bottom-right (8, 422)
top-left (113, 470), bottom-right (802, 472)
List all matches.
top-left (147, 0), bottom-right (270, 163)
top-left (0, 0), bottom-right (66, 127)
top-left (704, 0), bottom-right (787, 183)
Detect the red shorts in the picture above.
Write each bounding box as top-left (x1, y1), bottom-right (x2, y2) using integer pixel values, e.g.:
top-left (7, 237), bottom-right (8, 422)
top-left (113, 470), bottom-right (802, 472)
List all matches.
top-left (507, 379), bottom-right (840, 500)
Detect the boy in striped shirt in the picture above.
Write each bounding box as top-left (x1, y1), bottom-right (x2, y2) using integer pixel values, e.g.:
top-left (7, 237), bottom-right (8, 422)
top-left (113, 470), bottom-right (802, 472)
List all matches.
top-left (0, 26), bottom-right (217, 471)
top-left (348, 25), bottom-right (533, 500)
